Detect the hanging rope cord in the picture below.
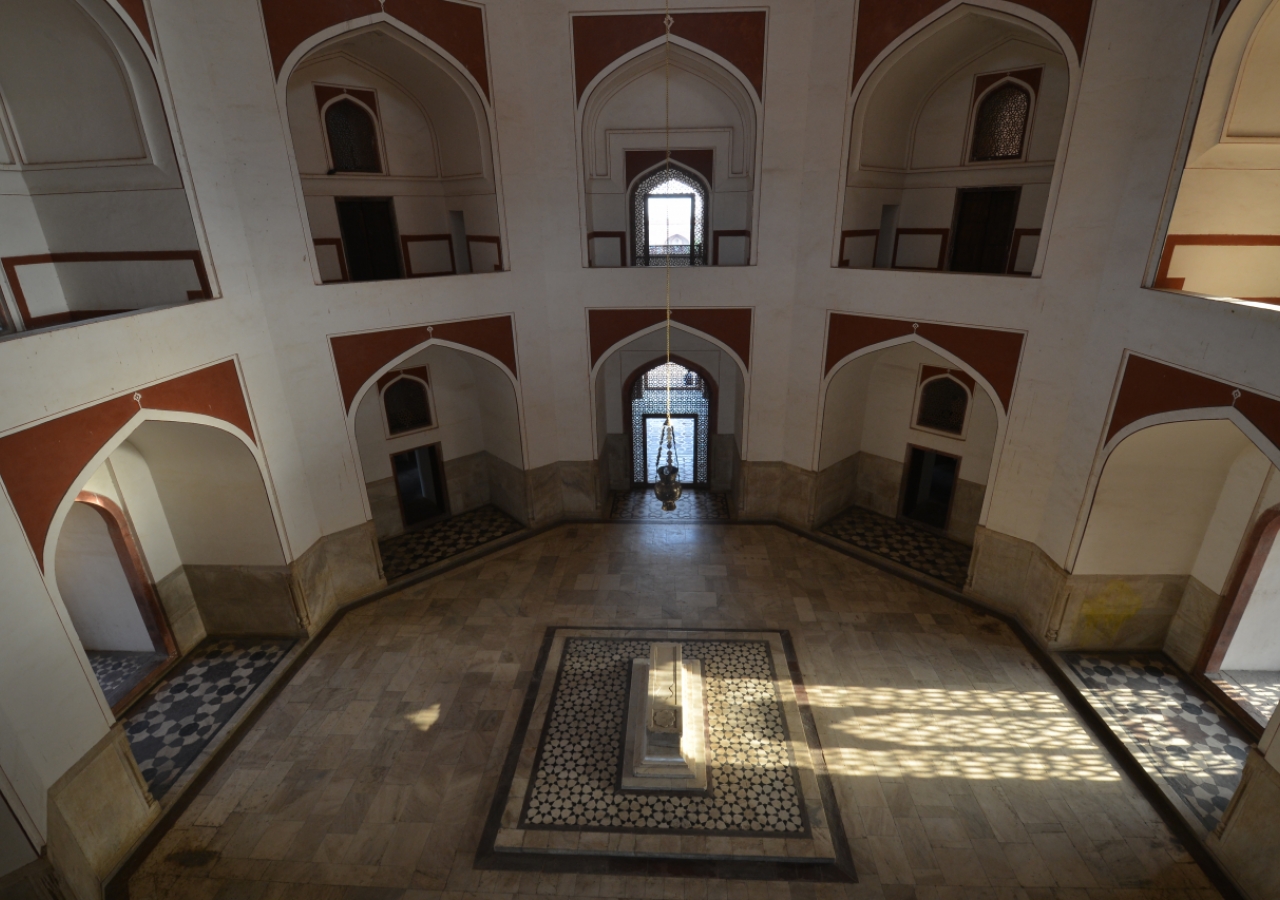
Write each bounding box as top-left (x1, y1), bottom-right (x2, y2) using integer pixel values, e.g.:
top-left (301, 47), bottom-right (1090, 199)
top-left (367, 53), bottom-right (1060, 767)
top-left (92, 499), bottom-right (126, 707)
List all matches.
top-left (662, 7), bottom-right (675, 461)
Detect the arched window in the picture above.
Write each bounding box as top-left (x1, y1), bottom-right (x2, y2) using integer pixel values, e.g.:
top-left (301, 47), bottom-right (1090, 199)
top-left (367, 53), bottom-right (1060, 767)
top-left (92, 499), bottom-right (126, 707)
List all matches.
top-left (383, 377), bottom-right (432, 434)
top-left (632, 167), bottom-right (708, 267)
top-left (630, 361), bottom-right (710, 484)
top-left (325, 98), bottom-right (382, 173)
top-left (970, 83), bottom-right (1030, 162)
top-left (916, 377), bottom-right (969, 435)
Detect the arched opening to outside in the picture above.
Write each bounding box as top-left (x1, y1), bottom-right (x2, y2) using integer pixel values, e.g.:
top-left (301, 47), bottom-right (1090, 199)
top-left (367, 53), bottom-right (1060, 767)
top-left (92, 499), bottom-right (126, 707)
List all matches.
top-left (580, 43), bottom-right (758, 267)
top-left (631, 166), bottom-right (708, 266)
top-left (629, 360), bottom-right (712, 484)
top-left (594, 327), bottom-right (744, 518)
top-left (286, 24), bottom-right (503, 282)
top-left (838, 7), bottom-right (1070, 275)
top-left (816, 343), bottom-right (1000, 587)
top-left (353, 344), bottom-right (525, 580)
top-left (1153, 0), bottom-right (1280, 307)
top-left (0, 0), bottom-right (209, 333)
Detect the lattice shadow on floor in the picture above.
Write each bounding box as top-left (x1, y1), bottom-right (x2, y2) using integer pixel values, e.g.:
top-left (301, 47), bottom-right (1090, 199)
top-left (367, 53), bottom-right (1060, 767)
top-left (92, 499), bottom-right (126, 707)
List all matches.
top-left (610, 488), bottom-right (731, 520)
top-left (819, 505), bottom-right (971, 588)
top-left (378, 504), bottom-right (524, 582)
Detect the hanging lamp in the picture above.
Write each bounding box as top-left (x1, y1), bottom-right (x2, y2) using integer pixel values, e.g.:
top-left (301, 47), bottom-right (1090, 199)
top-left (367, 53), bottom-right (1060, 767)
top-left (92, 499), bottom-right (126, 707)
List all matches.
top-left (652, 6), bottom-right (682, 512)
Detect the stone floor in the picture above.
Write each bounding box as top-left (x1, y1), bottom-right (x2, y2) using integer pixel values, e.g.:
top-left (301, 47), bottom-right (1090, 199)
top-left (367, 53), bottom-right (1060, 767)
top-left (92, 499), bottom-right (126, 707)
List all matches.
top-left (87, 649), bottom-right (168, 708)
top-left (610, 488), bottom-right (731, 520)
top-left (124, 638), bottom-right (294, 800)
top-left (1058, 654), bottom-right (1251, 837)
top-left (128, 524), bottom-right (1221, 899)
top-left (1210, 669), bottom-right (1280, 727)
top-left (378, 505), bottom-right (524, 581)
top-left (820, 506), bottom-right (972, 588)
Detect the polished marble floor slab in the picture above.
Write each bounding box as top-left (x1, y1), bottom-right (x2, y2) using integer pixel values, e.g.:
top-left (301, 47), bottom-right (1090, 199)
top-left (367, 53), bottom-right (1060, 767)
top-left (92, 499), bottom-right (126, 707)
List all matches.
top-left (88, 649), bottom-right (168, 708)
top-left (1210, 668), bottom-right (1280, 727)
top-left (611, 488), bottom-right (731, 520)
top-left (378, 504), bottom-right (524, 581)
top-left (820, 506), bottom-right (971, 588)
top-left (1059, 653), bottom-right (1250, 837)
top-left (123, 638), bottom-right (294, 800)
top-left (127, 524), bottom-right (1223, 899)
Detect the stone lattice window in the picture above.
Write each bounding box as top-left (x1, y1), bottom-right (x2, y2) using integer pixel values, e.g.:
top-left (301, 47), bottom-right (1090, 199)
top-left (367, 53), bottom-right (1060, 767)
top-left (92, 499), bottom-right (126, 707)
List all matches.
top-left (631, 362), bottom-right (710, 483)
top-left (325, 98), bottom-right (382, 173)
top-left (970, 83), bottom-right (1030, 162)
top-left (916, 377), bottom-right (968, 434)
top-left (383, 377), bottom-right (432, 434)
top-left (632, 167), bottom-right (707, 267)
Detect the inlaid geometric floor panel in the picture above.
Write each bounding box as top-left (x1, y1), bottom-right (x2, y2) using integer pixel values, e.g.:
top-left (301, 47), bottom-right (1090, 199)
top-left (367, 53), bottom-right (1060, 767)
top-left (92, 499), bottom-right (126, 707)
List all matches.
top-left (480, 629), bottom-right (853, 881)
top-left (611, 488), bottom-right (731, 520)
top-left (1210, 669), bottom-right (1280, 726)
top-left (378, 504), bottom-right (524, 581)
top-left (127, 525), bottom-right (1224, 899)
top-left (88, 649), bottom-right (168, 708)
top-left (1059, 653), bottom-right (1251, 836)
top-left (122, 638), bottom-right (293, 800)
top-left (820, 505), bottom-right (972, 587)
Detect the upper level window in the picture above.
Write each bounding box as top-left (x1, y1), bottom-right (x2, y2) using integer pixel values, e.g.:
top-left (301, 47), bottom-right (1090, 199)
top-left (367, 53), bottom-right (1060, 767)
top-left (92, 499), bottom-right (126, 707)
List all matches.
top-left (633, 168), bottom-right (707, 267)
top-left (383, 376), bottom-right (432, 435)
top-left (970, 83), bottom-right (1030, 162)
top-left (916, 377), bottom-right (969, 435)
top-left (326, 98), bottom-right (382, 173)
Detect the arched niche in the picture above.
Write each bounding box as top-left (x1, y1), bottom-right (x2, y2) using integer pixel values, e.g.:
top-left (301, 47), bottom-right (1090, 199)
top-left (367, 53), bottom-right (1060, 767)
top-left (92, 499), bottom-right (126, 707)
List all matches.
top-left (45, 417), bottom-right (293, 716)
top-left (592, 325), bottom-right (746, 494)
top-left (816, 340), bottom-right (1000, 545)
top-left (283, 22), bottom-right (505, 283)
top-left (0, 0), bottom-right (210, 333)
top-left (1153, 0), bottom-right (1280, 307)
top-left (579, 41), bottom-right (760, 267)
top-left (1061, 417), bottom-right (1280, 661)
top-left (350, 342), bottom-right (525, 540)
top-left (837, 5), bottom-right (1074, 277)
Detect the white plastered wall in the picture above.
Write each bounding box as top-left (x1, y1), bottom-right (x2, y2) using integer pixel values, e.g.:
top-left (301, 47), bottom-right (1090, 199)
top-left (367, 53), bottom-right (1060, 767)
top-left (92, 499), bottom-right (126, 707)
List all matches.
top-left (53, 503), bottom-right (153, 653)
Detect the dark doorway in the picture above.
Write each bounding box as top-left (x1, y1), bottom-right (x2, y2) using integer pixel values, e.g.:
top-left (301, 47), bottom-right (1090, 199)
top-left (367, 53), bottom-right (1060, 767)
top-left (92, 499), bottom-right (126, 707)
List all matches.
top-left (337, 198), bottom-right (403, 281)
top-left (901, 447), bottom-right (959, 531)
top-left (392, 444), bottom-right (448, 528)
top-left (949, 187), bottom-right (1019, 273)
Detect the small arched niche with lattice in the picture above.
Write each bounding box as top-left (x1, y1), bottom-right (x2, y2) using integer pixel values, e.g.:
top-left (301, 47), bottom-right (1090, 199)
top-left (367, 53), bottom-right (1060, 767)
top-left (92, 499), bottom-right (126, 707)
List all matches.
top-left (915, 376), bottom-right (970, 436)
top-left (325, 97), bottom-right (383, 174)
top-left (970, 82), bottom-right (1031, 162)
top-left (382, 375), bottom-right (434, 436)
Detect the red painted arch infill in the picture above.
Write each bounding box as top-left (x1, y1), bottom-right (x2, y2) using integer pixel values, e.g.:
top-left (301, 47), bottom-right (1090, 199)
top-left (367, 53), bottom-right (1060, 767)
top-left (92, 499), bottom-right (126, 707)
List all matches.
top-left (331, 315), bottom-right (517, 412)
top-left (116, 0), bottom-right (153, 49)
top-left (588, 308), bottom-right (753, 371)
top-left (851, 0), bottom-right (1092, 90)
top-left (823, 313), bottom-right (1024, 411)
top-left (0, 361), bottom-right (254, 570)
top-left (260, 0), bottom-right (490, 99)
top-left (1106, 355), bottom-right (1280, 450)
top-left (572, 11), bottom-right (767, 102)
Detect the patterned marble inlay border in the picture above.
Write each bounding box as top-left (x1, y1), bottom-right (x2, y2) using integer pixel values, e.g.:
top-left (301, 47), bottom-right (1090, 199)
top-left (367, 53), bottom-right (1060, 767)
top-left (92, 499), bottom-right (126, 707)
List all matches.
top-left (476, 627), bottom-right (856, 882)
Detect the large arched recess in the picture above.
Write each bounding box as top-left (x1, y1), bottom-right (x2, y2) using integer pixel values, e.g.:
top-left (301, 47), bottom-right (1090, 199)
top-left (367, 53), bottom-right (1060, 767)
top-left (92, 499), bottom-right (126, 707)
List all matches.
top-left (277, 17), bottom-right (507, 284)
top-left (833, 2), bottom-right (1081, 276)
top-left (0, 0), bottom-right (214, 332)
top-left (344, 338), bottom-right (527, 534)
top-left (1150, 0), bottom-right (1280, 307)
top-left (577, 37), bottom-right (762, 267)
top-left (590, 321), bottom-right (748, 497)
top-left (815, 335), bottom-right (1008, 542)
top-left (1052, 411), bottom-right (1280, 660)
top-left (40, 410), bottom-right (292, 719)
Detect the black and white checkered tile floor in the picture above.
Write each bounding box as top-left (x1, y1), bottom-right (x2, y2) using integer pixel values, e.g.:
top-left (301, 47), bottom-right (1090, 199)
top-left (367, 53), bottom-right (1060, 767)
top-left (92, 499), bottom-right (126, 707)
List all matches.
top-left (610, 488), bottom-right (731, 520)
top-left (819, 505), bottom-right (972, 587)
top-left (122, 638), bottom-right (292, 800)
top-left (1061, 653), bottom-right (1251, 835)
top-left (377, 504), bottom-right (524, 582)
top-left (87, 650), bottom-right (168, 708)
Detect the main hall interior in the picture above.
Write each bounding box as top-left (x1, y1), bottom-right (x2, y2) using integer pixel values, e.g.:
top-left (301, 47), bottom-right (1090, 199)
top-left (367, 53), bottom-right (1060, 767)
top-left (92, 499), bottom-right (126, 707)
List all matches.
top-left (3, 1), bottom-right (1280, 898)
